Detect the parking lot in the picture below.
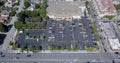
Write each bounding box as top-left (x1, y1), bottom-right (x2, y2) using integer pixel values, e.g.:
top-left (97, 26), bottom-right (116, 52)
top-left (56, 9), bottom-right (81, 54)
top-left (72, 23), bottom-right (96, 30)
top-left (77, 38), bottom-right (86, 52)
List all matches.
top-left (16, 18), bottom-right (97, 50)
top-left (0, 34), bottom-right (6, 45)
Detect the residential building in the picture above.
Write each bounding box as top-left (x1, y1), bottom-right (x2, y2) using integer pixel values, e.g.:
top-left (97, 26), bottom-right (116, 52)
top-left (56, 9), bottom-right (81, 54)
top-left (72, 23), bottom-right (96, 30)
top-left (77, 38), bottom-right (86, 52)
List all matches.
top-left (92, 0), bottom-right (117, 17)
top-left (30, 0), bottom-right (43, 4)
top-left (0, 16), bottom-right (7, 23)
top-left (5, 2), bottom-right (13, 7)
top-left (0, 10), bottom-right (9, 17)
top-left (112, 0), bottom-right (120, 4)
top-left (4, 6), bottom-right (12, 12)
top-left (8, 0), bottom-right (18, 3)
top-left (27, 4), bottom-right (35, 11)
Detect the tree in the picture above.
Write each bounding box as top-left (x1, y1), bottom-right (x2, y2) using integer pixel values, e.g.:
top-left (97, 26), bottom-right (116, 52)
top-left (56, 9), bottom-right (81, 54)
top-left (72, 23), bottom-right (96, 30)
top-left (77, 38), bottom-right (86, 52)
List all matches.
top-left (12, 44), bottom-right (18, 50)
top-left (36, 46), bottom-right (42, 51)
top-left (0, 22), bottom-right (7, 32)
top-left (55, 46), bottom-right (60, 50)
top-left (85, 1), bottom-right (90, 14)
top-left (10, 8), bottom-right (16, 16)
top-left (86, 46), bottom-right (94, 51)
top-left (0, 1), bottom-right (4, 6)
top-left (67, 46), bottom-right (72, 51)
top-left (114, 4), bottom-right (120, 10)
top-left (9, 42), bottom-right (13, 46)
top-left (73, 46), bottom-right (79, 51)
top-left (28, 46), bottom-right (36, 52)
top-left (14, 21), bottom-right (24, 30)
top-left (21, 46), bottom-right (27, 51)
top-left (40, 8), bottom-right (46, 18)
top-left (17, 11), bottom-right (26, 23)
top-left (35, 4), bottom-right (40, 9)
top-left (44, 16), bottom-right (49, 20)
top-left (49, 45), bottom-right (55, 50)
top-left (24, 0), bottom-right (30, 8)
top-left (42, 0), bottom-right (48, 9)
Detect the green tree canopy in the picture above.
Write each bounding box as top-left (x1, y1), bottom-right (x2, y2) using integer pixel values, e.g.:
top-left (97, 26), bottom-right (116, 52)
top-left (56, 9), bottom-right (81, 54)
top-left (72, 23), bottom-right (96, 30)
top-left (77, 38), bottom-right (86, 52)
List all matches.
top-left (24, 0), bottom-right (30, 8)
top-left (35, 4), bottom-right (40, 9)
top-left (0, 22), bottom-right (7, 32)
top-left (14, 21), bottom-right (24, 30)
top-left (0, 1), bottom-right (4, 6)
top-left (114, 4), bottom-right (120, 10)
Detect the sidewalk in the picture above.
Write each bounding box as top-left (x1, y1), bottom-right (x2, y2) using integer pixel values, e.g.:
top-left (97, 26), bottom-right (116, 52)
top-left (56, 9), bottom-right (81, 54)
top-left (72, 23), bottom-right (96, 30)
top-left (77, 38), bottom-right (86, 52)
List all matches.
top-left (8, 49), bottom-right (100, 53)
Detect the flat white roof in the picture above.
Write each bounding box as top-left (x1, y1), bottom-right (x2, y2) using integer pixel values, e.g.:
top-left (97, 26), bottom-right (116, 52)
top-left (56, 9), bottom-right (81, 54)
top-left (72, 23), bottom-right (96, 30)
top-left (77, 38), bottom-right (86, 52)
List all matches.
top-left (47, 1), bottom-right (85, 18)
top-left (109, 39), bottom-right (120, 50)
top-left (102, 22), bottom-right (120, 50)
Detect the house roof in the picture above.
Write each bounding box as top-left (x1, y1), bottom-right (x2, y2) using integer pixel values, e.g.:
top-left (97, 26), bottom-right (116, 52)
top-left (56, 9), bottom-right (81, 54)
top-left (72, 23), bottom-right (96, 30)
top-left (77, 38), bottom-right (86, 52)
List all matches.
top-left (0, 10), bottom-right (9, 15)
top-left (5, 2), bottom-right (13, 7)
top-left (4, 6), bottom-right (12, 12)
top-left (0, 16), bottom-right (7, 22)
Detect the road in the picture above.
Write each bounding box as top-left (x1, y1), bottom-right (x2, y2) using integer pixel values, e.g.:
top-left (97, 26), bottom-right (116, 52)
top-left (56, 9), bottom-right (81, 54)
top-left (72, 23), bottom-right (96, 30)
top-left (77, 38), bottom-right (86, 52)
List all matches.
top-left (88, 1), bottom-right (106, 52)
top-left (0, 52), bottom-right (119, 63)
top-left (0, 0), bottom-right (24, 50)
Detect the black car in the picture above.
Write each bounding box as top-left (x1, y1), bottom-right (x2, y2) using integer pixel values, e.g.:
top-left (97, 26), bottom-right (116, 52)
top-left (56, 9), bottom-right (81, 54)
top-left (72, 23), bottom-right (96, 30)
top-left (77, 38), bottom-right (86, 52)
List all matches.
top-left (114, 52), bottom-right (119, 54)
top-left (16, 57), bottom-right (19, 59)
top-left (27, 55), bottom-right (31, 57)
top-left (17, 53), bottom-right (20, 54)
top-left (1, 55), bottom-right (5, 57)
top-left (104, 49), bottom-right (107, 52)
top-left (0, 52), bottom-right (3, 55)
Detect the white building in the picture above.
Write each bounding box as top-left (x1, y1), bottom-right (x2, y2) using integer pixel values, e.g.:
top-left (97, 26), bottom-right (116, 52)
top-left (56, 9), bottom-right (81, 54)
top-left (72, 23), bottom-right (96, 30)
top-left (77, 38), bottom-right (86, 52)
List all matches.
top-left (47, 1), bottom-right (85, 20)
top-left (112, 0), bottom-right (120, 4)
top-left (101, 22), bottom-right (120, 51)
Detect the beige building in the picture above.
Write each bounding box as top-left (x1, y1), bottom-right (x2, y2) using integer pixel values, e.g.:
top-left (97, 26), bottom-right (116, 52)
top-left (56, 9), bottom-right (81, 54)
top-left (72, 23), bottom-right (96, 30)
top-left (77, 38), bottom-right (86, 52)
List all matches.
top-left (92, 0), bottom-right (117, 17)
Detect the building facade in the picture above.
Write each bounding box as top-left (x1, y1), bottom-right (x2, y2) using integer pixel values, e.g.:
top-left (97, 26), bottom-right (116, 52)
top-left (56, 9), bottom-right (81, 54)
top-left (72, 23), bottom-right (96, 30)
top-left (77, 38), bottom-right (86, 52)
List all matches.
top-left (101, 22), bottom-right (120, 51)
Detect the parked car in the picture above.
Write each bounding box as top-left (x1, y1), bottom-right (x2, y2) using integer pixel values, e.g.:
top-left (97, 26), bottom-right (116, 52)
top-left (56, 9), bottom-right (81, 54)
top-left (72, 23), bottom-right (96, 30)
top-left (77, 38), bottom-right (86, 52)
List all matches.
top-left (1, 55), bottom-right (5, 57)
top-left (0, 52), bottom-right (3, 55)
top-left (27, 55), bottom-right (31, 57)
top-left (114, 52), bottom-right (119, 54)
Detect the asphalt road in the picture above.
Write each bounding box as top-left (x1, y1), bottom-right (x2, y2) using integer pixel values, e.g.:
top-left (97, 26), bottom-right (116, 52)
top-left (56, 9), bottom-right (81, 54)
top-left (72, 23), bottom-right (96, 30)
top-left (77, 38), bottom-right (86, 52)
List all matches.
top-left (88, 1), bottom-right (105, 52)
top-left (0, 52), bottom-right (119, 63)
top-left (0, 0), bottom-right (24, 50)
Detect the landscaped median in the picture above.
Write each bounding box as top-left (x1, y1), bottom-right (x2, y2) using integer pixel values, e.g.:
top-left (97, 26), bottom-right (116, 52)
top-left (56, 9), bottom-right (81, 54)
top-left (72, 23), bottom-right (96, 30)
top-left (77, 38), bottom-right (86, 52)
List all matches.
top-left (117, 20), bottom-right (120, 32)
top-left (85, 1), bottom-right (91, 14)
top-left (48, 45), bottom-right (79, 51)
top-left (86, 45), bottom-right (99, 52)
top-left (85, 21), bottom-right (100, 52)
top-left (89, 22), bottom-right (99, 41)
top-left (103, 15), bottom-right (115, 19)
